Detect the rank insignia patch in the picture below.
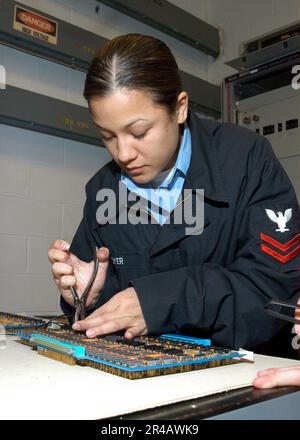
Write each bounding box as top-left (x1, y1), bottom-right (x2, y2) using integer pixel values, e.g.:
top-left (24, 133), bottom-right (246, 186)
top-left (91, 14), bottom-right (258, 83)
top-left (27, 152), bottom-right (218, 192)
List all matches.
top-left (260, 232), bottom-right (300, 263)
top-left (265, 208), bottom-right (292, 233)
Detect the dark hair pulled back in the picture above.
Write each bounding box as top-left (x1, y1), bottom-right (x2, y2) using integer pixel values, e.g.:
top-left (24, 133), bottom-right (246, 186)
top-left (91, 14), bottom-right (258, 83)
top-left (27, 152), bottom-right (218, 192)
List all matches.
top-left (84, 33), bottom-right (182, 116)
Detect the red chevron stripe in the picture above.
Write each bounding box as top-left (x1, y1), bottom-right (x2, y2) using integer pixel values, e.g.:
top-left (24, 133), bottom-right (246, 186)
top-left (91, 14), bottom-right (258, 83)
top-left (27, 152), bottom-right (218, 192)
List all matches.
top-left (260, 233), bottom-right (300, 251)
top-left (260, 243), bottom-right (300, 263)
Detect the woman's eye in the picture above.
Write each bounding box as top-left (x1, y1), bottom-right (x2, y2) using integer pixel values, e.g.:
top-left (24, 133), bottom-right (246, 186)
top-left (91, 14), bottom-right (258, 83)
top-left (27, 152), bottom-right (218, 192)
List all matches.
top-left (102, 135), bottom-right (114, 141)
top-left (101, 132), bottom-right (147, 141)
top-left (133, 132), bottom-right (147, 139)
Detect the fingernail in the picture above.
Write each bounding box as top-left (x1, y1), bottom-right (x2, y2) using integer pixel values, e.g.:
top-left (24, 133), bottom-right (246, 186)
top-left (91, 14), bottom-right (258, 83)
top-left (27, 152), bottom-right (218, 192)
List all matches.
top-left (62, 241), bottom-right (70, 250)
top-left (72, 323), bottom-right (80, 331)
top-left (86, 329), bottom-right (96, 338)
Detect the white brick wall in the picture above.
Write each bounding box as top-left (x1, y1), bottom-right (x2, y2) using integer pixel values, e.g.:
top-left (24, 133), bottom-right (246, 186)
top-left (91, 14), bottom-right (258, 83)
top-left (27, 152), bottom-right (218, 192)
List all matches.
top-left (0, 121), bottom-right (111, 314)
top-left (0, 0), bottom-right (299, 314)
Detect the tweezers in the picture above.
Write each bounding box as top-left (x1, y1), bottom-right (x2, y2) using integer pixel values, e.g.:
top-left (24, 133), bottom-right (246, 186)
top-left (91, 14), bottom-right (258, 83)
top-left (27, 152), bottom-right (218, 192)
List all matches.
top-left (265, 299), bottom-right (300, 325)
top-left (70, 246), bottom-right (99, 324)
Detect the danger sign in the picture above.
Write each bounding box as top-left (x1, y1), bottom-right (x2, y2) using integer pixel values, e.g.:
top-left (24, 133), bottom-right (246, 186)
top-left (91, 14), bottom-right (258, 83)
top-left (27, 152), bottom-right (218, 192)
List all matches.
top-left (13, 5), bottom-right (58, 45)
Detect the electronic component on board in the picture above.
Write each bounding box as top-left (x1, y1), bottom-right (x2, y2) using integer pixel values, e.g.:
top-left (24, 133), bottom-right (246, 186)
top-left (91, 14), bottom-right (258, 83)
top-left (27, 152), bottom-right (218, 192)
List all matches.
top-left (0, 311), bottom-right (45, 330)
top-left (2, 312), bottom-right (248, 379)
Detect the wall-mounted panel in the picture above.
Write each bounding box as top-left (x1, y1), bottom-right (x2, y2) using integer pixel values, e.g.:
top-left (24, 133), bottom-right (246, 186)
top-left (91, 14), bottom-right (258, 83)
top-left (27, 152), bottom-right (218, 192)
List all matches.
top-left (97, 0), bottom-right (220, 57)
top-left (0, 85), bottom-right (103, 146)
top-left (226, 36), bottom-right (300, 72)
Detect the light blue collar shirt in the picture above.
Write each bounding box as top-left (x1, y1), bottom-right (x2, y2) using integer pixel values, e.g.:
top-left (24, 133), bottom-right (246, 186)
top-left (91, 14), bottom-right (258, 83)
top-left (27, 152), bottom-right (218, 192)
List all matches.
top-left (121, 124), bottom-right (192, 225)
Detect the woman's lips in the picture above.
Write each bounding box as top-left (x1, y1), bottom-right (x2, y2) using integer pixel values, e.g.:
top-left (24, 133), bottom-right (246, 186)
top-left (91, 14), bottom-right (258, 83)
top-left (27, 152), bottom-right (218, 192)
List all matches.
top-left (126, 165), bottom-right (146, 175)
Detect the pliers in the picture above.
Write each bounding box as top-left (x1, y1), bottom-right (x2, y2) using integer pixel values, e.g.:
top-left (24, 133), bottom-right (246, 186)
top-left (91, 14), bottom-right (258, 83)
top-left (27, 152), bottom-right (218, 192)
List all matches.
top-left (70, 246), bottom-right (99, 325)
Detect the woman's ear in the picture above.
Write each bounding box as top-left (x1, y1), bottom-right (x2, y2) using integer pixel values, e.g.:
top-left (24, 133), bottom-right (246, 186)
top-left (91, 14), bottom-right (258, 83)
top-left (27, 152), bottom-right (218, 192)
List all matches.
top-left (176, 91), bottom-right (189, 124)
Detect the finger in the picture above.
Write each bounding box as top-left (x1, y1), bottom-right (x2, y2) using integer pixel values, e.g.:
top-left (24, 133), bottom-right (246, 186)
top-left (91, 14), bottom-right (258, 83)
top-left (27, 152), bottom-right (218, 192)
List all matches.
top-left (74, 315), bottom-right (131, 337)
top-left (85, 319), bottom-right (128, 338)
top-left (52, 262), bottom-right (73, 278)
top-left (125, 320), bottom-right (148, 339)
top-left (124, 330), bottom-right (134, 339)
top-left (124, 326), bottom-right (146, 339)
top-left (72, 311), bottom-right (120, 331)
top-left (48, 248), bottom-right (69, 264)
top-left (253, 368), bottom-right (300, 388)
top-left (59, 275), bottom-right (76, 290)
top-left (49, 239), bottom-right (70, 251)
top-left (96, 247), bottom-right (110, 262)
top-left (294, 324), bottom-right (300, 335)
top-left (260, 365), bottom-right (300, 375)
top-left (256, 368), bottom-right (278, 376)
top-left (257, 365), bottom-right (300, 377)
top-left (252, 375), bottom-right (275, 388)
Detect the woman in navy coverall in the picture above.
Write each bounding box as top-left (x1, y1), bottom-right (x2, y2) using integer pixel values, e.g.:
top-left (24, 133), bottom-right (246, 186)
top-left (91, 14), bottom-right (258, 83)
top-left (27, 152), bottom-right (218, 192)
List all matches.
top-left (48, 34), bottom-right (300, 378)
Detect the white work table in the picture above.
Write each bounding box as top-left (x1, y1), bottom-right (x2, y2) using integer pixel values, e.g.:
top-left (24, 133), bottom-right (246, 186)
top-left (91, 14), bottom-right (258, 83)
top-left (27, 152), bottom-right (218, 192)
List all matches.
top-left (1, 336), bottom-right (299, 420)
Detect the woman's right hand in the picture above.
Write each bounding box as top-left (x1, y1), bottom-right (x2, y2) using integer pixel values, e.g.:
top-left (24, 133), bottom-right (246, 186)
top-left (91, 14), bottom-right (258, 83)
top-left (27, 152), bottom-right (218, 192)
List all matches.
top-left (48, 240), bottom-right (110, 308)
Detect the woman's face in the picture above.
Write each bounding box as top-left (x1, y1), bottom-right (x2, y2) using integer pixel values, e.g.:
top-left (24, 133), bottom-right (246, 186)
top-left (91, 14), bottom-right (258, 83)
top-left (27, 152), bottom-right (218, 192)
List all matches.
top-left (89, 88), bottom-right (188, 184)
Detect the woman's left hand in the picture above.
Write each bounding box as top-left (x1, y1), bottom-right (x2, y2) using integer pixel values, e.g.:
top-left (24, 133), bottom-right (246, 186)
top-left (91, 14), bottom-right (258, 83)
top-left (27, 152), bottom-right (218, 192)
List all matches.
top-left (72, 287), bottom-right (147, 339)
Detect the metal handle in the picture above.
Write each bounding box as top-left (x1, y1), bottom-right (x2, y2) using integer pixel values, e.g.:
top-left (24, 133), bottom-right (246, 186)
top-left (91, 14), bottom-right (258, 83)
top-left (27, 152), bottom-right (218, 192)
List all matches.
top-left (265, 299), bottom-right (300, 325)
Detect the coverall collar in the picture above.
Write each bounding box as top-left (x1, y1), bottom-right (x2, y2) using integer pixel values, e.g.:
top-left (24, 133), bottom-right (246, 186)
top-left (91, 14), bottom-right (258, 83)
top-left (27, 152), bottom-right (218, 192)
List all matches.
top-left (185, 110), bottom-right (229, 204)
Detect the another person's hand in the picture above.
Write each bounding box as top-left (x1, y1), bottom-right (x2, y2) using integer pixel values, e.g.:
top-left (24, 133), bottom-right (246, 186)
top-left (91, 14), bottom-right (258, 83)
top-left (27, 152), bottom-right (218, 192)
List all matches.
top-left (252, 366), bottom-right (300, 388)
top-left (72, 287), bottom-right (147, 339)
top-left (48, 239), bottom-right (110, 308)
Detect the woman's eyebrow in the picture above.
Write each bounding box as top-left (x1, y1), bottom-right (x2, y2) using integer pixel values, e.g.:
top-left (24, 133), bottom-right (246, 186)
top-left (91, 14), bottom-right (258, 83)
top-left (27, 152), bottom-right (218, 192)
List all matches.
top-left (94, 118), bottom-right (149, 130)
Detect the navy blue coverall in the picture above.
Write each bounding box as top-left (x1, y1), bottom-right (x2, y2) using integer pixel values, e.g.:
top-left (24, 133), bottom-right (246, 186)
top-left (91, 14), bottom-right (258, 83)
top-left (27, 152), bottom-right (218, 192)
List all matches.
top-left (61, 110), bottom-right (300, 357)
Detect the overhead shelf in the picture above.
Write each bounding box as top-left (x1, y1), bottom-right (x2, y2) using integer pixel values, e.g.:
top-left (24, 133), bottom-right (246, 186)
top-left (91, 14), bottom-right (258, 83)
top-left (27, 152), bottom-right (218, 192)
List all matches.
top-left (97, 0), bottom-right (220, 57)
top-left (226, 35), bottom-right (300, 71)
top-left (0, 85), bottom-right (103, 146)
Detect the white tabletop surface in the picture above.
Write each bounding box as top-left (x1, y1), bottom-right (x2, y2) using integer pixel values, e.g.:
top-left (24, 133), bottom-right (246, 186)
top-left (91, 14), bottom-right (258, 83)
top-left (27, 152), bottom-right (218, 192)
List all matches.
top-left (1, 336), bottom-right (299, 420)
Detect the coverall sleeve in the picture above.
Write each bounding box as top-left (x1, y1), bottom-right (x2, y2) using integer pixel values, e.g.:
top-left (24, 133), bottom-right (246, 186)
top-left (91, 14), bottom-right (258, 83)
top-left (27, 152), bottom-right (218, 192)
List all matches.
top-left (130, 137), bottom-right (300, 350)
top-left (60, 182), bottom-right (121, 316)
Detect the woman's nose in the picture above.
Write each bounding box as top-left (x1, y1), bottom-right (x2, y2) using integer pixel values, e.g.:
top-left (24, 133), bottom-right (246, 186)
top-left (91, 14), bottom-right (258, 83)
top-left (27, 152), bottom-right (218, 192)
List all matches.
top-left (117, 138), bottom-right (138, 164)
